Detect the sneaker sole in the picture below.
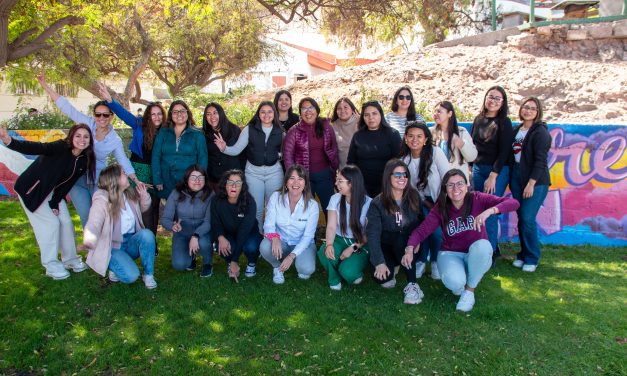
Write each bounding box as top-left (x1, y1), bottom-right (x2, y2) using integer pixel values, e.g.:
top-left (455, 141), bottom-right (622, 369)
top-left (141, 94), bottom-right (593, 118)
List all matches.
top-left (200, 272), bottom-right (213, 278)
top-left (46, 272), bottom-right (70, 280)
top-left (404, 299), bottom-right (422, 305)
top-left (273, 279), bottom-right (285, 284)
top-left (66, 265), bottom-right (88, 273)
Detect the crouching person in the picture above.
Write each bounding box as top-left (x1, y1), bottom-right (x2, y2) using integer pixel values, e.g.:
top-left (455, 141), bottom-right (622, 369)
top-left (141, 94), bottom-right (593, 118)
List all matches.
top-left (84, 164), bottom-right (157, 289)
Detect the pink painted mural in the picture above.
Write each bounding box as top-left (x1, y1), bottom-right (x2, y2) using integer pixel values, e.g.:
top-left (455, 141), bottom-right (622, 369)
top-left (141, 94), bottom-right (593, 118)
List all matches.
top-left (1, 125), bottom-right (626, 246)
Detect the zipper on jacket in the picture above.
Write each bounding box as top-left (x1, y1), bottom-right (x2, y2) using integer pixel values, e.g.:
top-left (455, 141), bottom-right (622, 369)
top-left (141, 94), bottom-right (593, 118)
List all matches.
top-left (25, 180), bottom-right (40, 195)
top-left (53, 155), bottom-right (84, 191)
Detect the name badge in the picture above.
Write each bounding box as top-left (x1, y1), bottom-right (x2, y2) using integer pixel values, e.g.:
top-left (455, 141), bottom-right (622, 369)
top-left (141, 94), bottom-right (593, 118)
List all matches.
top-left (238, 213), bottom-right (245, 218)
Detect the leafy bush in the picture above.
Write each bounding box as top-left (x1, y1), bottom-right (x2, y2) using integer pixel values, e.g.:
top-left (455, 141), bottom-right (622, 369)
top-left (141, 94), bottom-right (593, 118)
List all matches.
top-left (1, 111), bottom-right (74, 130)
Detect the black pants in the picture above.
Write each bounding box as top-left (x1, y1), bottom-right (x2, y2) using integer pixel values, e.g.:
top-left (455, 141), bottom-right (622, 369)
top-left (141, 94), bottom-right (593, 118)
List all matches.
top-left (373, 232), bottom-right (417, 284)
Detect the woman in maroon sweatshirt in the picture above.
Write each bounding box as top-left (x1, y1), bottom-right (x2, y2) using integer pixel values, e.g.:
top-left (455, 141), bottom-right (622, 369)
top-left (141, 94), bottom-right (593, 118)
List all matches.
top-left (406, 169), bottom-right (519, 312)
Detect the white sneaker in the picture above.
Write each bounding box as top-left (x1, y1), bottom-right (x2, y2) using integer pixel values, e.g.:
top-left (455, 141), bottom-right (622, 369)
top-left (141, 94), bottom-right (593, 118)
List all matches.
top-left (329, 282), bottom-right (342, 291)
top-left (456, 290), bottom-right (475, 312)
top-left (522, 264), bottom-right (537, 272)
top-left (272, 267), bottom-right (285, 284)
top-left (108, 270), bottom-right (120, 282)
top-left (381, 278), bottom-right (397, 289)
top-left (297, 273), bottom-right (311, 280)
top-left (143, 274), bottom-right (157, 289)
top-left (45, 263), bottom-right (70, 280)
top-left (64, 258), bottom-right (88, 273)
top-left (244, 263), bottom-right (256, 277)
top-left (513, 259), bottom-right (524, 268)
top-left (431, 263), bottom-right (441, 280)
top-left (415, 261), bottom-right (426, 278)
top-left (353, 277), bottom-right (363, 285)
top-left (452, 287), bottom-right (464, 296)
top-left (403, 282), bottom-right (424, 304)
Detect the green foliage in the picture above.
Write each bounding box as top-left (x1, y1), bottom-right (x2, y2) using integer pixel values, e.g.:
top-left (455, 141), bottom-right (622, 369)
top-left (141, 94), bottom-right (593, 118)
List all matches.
top-left (0, 200), bottom-right (626, 375)
top-left (1, 111), bottom-right (74, 130)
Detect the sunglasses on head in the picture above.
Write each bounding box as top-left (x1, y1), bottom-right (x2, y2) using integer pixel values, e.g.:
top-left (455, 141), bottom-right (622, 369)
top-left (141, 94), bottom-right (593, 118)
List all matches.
top-left (94, 112), bottom-right (112, 118)
top-left (398, 95), bottom-right (412, 101)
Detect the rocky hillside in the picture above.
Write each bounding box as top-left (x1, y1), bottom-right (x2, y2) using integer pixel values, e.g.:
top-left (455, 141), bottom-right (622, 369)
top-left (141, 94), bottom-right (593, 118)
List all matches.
top-left (240, 27), bottom-right (627, 123)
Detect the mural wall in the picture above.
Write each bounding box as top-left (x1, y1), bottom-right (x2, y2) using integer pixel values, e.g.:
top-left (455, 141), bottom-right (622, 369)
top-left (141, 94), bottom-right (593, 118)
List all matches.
top-left (1, 125), bottom-right (626, 246)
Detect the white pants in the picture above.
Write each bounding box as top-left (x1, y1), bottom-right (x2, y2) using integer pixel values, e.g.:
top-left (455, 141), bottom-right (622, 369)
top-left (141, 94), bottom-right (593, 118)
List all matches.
top-left (259, 238), bottom-right (316, 278)
top-left (245, 161), bottom-right (283, 231)
top-left (19, 193), bottom-right (80, 271)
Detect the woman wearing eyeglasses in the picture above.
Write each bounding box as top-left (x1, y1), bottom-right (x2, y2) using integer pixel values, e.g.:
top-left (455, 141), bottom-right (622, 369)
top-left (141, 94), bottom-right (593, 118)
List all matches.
top-left (211, 169), bottom-right (262, 282)
top-left (162, 165), bottom-right (214, 277)
top-left (470, 86), bottom-right (514, 264)
top-left (318, 165), bottom-right (371, 290)
top-left (509, 97), bottom-right (551, 273)
top-left (96, 83), bottom-right (166, 242)
top-left (37, 74), bottom-right (139, 227)
top-left (366, 159), bottom-right (424, 304)
top-left (400, 121), bottom-right (450, 280)
top-left (214, 101), bottom-right (284, 230)
top-left (152, 100), bottom-right (208, 200)
top-left (347, 101), bottom-right (402, 198)
top-left (406, 169), bottom-right (519, 312)
top-left (385, 86), bottom-right (426, 139)
top-left (283, 97), bottom-right (339, 215)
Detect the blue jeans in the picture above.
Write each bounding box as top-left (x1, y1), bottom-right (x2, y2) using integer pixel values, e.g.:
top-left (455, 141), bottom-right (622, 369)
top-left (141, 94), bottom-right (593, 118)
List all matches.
top-left (437, 239), bottom-right (493, 293)
top-left (220, 232), bottom-right (262, 265)
top-left (69, 174), bottom-right (96, 228)
top-left (472, 163), bottom-right (510, 253)
top-left (510, 163), bottom-right (549, 266)
top-left (109, 229), bottom-right (156, 283)
top-left (418, 205), bottom-right (442, 263)
top-left (171, 232), bottom-right (212, 271)
top-left (309, 168), bottom-right (335, 219)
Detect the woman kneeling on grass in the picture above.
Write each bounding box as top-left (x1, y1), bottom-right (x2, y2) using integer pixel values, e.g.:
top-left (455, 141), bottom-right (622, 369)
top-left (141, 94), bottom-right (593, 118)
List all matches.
top-left (366, 159), bottom-right (424, 304)
top-left (83, 164), bottom-right (157, 289)
top-left (260, 164), bottom-right (319, 284)
top-left (406, 169), bottom-right (519, 312)
top-left (1, 124), bottom-right (94, 280)
top-left (162, 165), bottom-right (214, 277)
top-left (318, 165), bottom-right (372, 291)
top-left (211, 169), bottom-right (262, 282)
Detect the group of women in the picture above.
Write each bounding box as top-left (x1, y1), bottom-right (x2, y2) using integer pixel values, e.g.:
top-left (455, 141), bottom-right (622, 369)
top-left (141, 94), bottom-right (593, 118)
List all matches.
top-left (2, 81), bottom-right (551, 312)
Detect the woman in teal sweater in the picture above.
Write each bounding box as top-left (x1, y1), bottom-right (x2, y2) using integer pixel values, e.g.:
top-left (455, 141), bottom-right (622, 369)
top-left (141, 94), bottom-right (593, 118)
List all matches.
top-left (152, 100), bottom-right (208, 199)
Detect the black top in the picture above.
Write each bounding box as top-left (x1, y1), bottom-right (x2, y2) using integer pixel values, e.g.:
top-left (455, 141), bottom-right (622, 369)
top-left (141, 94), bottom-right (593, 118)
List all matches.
top-left (511, 121), bottom-right (552, 186)
top-left (246, 122), bottom-right (284, 167)
top-left (130, 143), bottom-right (153, 165)
top-left (366, 195), bottom-right (423, 266)
top-left (279, 112), bottom-right (300, 132)
top-left (8, 139), bottom-right (88, 212)
top-left (347, 127), bottom-right (402, 197)
top-left (471, 116), bottom-right (514, 174)
top-left (210, 194), bottom-right (259, 260)
top-left (205, 123), bottom-right (245, 183)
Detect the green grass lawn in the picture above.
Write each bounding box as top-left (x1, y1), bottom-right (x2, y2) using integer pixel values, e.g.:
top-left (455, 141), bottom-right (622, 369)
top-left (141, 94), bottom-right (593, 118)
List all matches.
top-left (0, 200), bottom-right (625, 375)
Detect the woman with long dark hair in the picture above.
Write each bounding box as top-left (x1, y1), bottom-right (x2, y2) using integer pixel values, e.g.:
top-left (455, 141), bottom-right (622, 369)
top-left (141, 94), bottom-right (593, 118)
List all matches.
top-left (510, 97), bottom-right (551, 272)
top-left (211, 169), bottom-right (263, 282)
top-left (283, 97), bottom-right (339, 215)
top-left (431, 101), bottom-right (477, 179)
top-left (83, 164), bottom-right (157, 289)
top-left (347, 100), bottom-right (402, 197)
top-left (330, 97), bottom-right (359, 168)
top-left (260, 164), bottom-right (319, 284)
top-left (273, 89), bottom-right (300, 131)
top-left (385, 86), bottom-right (426, 139)
top-left (470, 86), bottom-right (514, 261)
top-left (366, 159), bottom-right (424, 304)
top-left (152, 100), bottom-right (208, 200)
top-left (399, 121), bottom-right (450, 280)
top-left (406, 169), bottom-right (519, 311)
top-left (1, 124), bottom-right (95, 280)
top-left (162, 165), bottom-right (214, 277)
top-left (215, 101), bottom-right (284, 229)
top-left (318, 165), bottom-right (372, 290)
top-left (202, 102), bottom-right (244, 189)
top-left (96, 84), bottom-right (166, 243)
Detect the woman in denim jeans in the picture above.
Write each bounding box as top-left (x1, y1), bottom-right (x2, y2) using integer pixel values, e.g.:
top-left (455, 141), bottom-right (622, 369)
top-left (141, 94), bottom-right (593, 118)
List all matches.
top-left (162, 165), bottom-right (214, 277)
top-left (509, 97), bottom-right (551, 273)
top-left (470, 86), bottom-right (514, 263)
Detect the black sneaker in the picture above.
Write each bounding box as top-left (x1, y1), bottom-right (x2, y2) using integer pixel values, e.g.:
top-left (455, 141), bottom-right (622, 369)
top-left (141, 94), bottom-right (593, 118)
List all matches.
top-left (186, 257), bottom-right (197, 271)
top-left (200, 264), bottom-right (213, 277)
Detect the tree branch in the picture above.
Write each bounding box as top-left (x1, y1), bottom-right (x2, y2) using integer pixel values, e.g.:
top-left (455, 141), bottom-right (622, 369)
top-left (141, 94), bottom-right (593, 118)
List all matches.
top-left (8, 15), bottom-right (84, 62)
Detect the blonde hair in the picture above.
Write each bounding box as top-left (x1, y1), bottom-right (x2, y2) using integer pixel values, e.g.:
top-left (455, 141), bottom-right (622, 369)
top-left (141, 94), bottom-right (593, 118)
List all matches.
top-left (97, 164), bottom-right (138, 219)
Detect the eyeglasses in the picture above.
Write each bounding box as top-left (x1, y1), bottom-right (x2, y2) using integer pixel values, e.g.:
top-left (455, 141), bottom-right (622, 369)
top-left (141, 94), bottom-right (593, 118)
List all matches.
top-left (94, 112), bottom-right (112, 118)
top-left (522, 105), bottom-right (538, 112)
top-left (171, 110), bottom-right (187, 115)
top-left (301, 106), bottom-right (316, 112)
top-left (226, 180), bottom-right (243, 187)
top-left (189, 175), bottom-right (205, 182)
top-left (487, 95), bottom-right (503, 102)
top-left (392, 172), bottom-right (408, 179)
top-left (336, 179), bottom-right (349, 184)
top-left (398, 95), bottom-right (412, 101)
top-left (446, 181), bottom-right (466, 190)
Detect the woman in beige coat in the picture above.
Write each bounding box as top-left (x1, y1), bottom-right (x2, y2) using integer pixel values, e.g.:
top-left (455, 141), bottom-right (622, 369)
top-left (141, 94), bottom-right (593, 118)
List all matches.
top-left (430, 101), bottom-right (477, 179)
top-left (83, 164), bottom-right (157, 289)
